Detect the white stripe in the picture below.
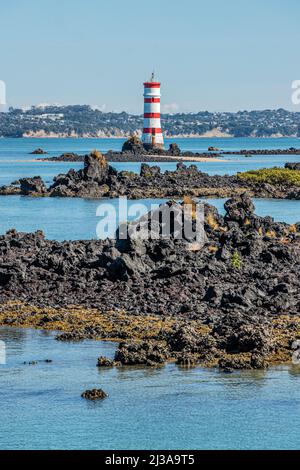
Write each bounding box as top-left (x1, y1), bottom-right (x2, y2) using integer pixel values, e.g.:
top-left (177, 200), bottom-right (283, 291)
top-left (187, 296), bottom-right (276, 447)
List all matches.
top-left (143, 118), bottom-right (162, 128)
top-left (144, 102), bottom-right (161, 113)
top-left (142, 133), bottom-right (164, 145)
top-left (143, 87), bottom-right (161, 97)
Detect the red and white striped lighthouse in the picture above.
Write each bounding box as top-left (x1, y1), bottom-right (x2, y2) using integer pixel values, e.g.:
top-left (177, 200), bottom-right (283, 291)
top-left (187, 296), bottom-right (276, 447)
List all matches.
top-left (142, 73), bottom-right (164, 149)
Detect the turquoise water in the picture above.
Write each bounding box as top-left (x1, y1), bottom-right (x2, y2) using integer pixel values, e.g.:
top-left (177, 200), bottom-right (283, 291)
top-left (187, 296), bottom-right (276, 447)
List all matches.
top-left (0, 327), bottom-right (300, 450)
top-left (0, 138), bottom-right (300, 450)
top-left (0, 196), bottom-right (298, 240)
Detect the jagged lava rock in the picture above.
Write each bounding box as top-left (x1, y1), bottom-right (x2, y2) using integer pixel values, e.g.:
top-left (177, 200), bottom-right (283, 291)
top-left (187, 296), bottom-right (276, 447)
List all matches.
top-left (0, 195), bottom-right (299, 321)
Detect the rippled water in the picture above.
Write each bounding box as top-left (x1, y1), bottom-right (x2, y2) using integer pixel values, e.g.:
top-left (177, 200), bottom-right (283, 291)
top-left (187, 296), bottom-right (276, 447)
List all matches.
top-left (0, 327), bottom-right (300, 450)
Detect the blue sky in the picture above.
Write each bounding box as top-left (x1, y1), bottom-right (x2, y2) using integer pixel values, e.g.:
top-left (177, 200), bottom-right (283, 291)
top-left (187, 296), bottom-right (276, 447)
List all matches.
top-left (0, 0), bottom-right (299, 112)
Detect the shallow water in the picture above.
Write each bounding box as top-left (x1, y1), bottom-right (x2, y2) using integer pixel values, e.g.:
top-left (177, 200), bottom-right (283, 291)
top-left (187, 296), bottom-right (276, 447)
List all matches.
top-left (0, 196), bottom-right (298, 240)
top-left (0, 327), bottom-right (300, 450)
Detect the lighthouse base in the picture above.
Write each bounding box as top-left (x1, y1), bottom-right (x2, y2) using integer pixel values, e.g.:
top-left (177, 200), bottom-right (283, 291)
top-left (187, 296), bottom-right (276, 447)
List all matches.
top-left (143, 142), bottom-right (165, 151)
top-left (142, 134), bottom-right (164, 150)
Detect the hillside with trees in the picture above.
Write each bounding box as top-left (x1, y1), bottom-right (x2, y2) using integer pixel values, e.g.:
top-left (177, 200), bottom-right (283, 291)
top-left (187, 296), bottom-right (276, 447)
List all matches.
top-left (1, 105), bottom-right (300, 138)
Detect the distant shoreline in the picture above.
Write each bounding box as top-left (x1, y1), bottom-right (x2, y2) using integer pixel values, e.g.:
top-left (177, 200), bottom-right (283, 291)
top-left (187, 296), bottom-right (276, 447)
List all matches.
top-left (0, 134), bottom-right (299, 139)
top-left (21, 134), bottom-right (300, 139)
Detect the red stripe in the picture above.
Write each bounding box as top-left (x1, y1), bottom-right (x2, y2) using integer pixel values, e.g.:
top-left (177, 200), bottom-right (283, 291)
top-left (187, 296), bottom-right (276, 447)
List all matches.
top-left (144, 113), bottom-right (160, 118)
top-left (143, 82), bottom-right (161, 88)
top-left (143, 128), bottom-right (162, 134)
top-left (144, 98), bottom-right (160, 103)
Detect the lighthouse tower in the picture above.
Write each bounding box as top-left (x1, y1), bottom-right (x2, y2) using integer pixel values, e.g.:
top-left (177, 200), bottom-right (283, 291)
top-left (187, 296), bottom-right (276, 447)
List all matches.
top-left (142, 73), bottom-right (164, 149)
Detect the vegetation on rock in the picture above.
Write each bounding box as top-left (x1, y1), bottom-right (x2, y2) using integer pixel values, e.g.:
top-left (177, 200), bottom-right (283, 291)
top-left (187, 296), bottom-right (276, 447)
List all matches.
top-left (238, 167), bottom-right (300, 187)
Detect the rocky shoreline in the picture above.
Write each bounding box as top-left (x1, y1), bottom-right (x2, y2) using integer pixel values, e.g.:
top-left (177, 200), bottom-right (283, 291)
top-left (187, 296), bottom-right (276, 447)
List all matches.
top-left (0, 194), bottom-right (299, 370)
top-left (33, 140), bottom-right (300, 164)
top-left (36, 140), bottom-right (221, 163)
top-left (38, 151), bottom-right (184, 163)
top-left (1, 150), bottom-right (299, 199)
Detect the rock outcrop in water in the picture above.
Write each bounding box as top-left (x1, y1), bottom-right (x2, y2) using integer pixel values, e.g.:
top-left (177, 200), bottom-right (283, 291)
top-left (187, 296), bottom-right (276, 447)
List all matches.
top-left (30, 148), bottom-right (48, 155)
top-left (0, 194), bottom-right (299, 369)
top-left (81, 389), bottom-right (108, 400)
top-left (38, 139), bottom-right (220, 163)
top-left (1, 150), bottom-right (300, 199)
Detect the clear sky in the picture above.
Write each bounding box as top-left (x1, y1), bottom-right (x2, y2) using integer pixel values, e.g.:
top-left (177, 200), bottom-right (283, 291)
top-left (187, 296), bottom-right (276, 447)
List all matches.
top-left (1, 0), bottom-right (299, 113)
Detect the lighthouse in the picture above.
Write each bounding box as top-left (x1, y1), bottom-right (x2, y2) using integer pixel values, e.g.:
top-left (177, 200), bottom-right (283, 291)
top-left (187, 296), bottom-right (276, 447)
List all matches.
top-left (142, 73), bottom-right (164, 149)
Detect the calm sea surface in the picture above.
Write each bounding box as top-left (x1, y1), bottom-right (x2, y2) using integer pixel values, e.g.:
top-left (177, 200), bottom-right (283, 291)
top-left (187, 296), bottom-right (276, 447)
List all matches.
top-left (0, 138), bottom-right (300, 449)
top-left (0, 327), bottom-right (300, 450)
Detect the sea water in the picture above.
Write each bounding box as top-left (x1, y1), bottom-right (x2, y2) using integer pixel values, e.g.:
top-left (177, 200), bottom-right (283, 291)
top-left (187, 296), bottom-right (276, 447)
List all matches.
top-left (0, 327), bottom-right (300, 450)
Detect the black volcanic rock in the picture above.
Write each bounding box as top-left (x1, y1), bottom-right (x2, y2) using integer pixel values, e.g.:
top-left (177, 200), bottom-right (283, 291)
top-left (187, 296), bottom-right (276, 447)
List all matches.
top-left (83, 150), bottom-right (109, 181)
top-left (121, 135), bottom-right (145, 154)
top-left (19, 176), bottom-right (47, 196)
top-left (115, 341), bottom-right (169, 366)
top-left (224, 192), bottom-right (255, 223)
top-left (97, 356), bottom-right (115, 367)
top-left (81, 389), bottom-right (108, 400)
top-left (168, 143), bottom-right (181, 155)
top-left (38, 152), bottom-right (83, 162)
top-left (48, 150), bottom-right (114, 198)
top-left (285, 162), bottom-right (300, 171)
top-left (0, 196), bottom-right (298, 322)
top-left (30, 148), bottom-right (48, 155)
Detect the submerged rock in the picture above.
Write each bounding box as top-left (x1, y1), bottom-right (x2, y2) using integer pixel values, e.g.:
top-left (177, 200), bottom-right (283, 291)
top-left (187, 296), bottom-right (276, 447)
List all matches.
top-left (97, 356), bottom-right (115, 367)
top-left (81, 389), bottom-right (108, 400)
